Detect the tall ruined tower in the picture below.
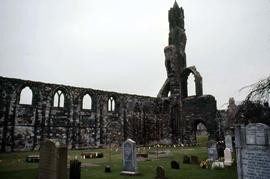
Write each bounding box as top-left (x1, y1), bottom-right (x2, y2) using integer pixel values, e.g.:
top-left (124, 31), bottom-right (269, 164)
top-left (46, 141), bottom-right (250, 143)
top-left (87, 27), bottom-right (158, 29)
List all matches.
top-left (158, 1), bottom-right (217, 144)
top-left (164, 1), bottom-right (187, 143)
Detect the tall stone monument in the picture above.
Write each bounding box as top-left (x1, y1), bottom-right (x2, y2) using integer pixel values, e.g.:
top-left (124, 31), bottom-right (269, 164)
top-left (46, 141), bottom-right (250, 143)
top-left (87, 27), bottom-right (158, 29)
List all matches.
top-left (235, 123), bottom-right (270, 179)
top-left (38, 139), bottom-right (67, 179)
top-left (121, 139), bottom-right (139, 175)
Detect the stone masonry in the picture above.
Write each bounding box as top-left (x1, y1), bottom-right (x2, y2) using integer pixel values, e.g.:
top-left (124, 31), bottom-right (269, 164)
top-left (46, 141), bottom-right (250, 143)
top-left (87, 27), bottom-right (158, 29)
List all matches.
top-left (0, 2), bottom-right (218, 152)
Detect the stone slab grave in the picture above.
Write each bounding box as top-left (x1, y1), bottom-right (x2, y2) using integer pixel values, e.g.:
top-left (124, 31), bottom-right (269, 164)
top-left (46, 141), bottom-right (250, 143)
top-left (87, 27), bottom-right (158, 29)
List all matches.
top-left (225, 134), bottom-right (233, 152)
top-left (38, 139), bottom-right (67, 179)
top-left (121, 139), bottom-right (139, 175)
top-left (207, 140), bottom-right (218, 162)
top-left (235, 123), bottom-right (270, 179)
top-left (26, 155), bottom-right (40, 163)
top-left (224, 148), bottom-right (233, 166)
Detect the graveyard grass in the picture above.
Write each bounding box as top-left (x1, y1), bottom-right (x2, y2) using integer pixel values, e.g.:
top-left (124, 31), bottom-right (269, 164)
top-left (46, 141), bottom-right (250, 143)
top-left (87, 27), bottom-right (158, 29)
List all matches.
top-left (0, 143), bottom-right (237, 179)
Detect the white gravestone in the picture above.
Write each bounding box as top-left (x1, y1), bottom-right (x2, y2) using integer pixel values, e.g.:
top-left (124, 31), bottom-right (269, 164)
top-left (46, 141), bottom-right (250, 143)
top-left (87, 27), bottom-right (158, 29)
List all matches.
top-left (121, 139), bottom-right (139, 175)
top-left (235, 123), bottom-right (270, 179)
top-left (224, 148), bottom-right (233, 166)
top-left (225, 134), bottom-right (233, 151)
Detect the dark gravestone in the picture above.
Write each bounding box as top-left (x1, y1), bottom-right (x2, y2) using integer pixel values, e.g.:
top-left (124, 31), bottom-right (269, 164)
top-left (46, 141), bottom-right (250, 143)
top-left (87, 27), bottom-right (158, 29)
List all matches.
top-left (190, 155), bottom-right (199, 164)
top-left (171, 160), bottom-right (180, 169)
top-left (235, 123), bottom-right (270, 179)
top-left (69, 160), bottom-right (81, 179)
top-left (105, 165), bottom-right (111, 173)
top-left (216, 141), bottom-right (225, 158)
top-left (155, 166), bottom-right (166, 179)
top-left (183, 155), bottom-right (190, 164)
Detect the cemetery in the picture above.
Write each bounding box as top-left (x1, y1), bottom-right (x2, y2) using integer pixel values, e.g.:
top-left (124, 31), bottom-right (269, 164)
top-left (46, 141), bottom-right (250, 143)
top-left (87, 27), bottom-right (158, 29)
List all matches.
top-left (0, 0), bottom-right (270, 179)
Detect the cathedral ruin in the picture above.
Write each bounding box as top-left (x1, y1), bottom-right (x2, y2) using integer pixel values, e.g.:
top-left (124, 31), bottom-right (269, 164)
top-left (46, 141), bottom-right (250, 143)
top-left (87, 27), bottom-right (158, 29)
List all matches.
top-left (0, 2), bottom-right (218, 152)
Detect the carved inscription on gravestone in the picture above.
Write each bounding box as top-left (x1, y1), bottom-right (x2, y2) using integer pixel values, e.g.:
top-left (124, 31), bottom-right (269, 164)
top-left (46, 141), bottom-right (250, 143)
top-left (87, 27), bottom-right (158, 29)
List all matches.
top-left (241, 149), bottom-right (270, 178)
top-left (235, 123), bottom-right (270, 179)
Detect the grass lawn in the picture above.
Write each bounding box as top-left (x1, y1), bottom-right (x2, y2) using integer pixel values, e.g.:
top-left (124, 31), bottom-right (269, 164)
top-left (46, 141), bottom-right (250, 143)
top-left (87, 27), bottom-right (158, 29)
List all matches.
top-left (0, 146), bottom-right (237, 179)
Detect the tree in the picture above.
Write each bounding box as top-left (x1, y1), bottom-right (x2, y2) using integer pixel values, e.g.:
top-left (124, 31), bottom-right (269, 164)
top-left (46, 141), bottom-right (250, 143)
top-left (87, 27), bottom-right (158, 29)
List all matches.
top-left (242, 75), bottom-right (270, 102)
top-left (235, 75), bottom-right (270, 125)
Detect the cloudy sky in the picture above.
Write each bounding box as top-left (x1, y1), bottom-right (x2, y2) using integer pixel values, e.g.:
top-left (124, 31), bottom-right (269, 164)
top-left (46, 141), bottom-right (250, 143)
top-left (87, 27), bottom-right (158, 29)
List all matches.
top-left (0, 0), bottom-right (270, 109)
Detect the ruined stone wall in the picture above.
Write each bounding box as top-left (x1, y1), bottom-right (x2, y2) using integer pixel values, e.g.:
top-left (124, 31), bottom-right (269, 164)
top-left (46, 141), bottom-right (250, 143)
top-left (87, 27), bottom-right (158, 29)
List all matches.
top-left (0, 76), bottom-right (170, 152)
top-left (182, 95), bottom-right (218, 143)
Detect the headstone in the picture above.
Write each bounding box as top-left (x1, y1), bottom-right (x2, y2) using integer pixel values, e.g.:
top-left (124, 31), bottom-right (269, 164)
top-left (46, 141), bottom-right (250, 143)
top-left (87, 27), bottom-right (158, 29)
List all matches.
top-left (105, 165), bottom-right (111, 173)
top-left (155, 166), bottom-right (166, 179)
top-left (38, 139), bottom-right (67, 179)
top-left (235, 123), bottom-right (270, 179)
top-left (190, 155), bottom-right (199, 164)
top-left (207, 140), bottom-right (218, 162)
top-left (171, 160), bottom-right (180, 169)
top-left (121, 139), bottom-right (139, 175)
top-left (183, 155), bottom-right (190, 164)
top-left (69, 160), bottom-right (81, 179)
top-left (224, 148), bottom-right (233, 166)
top-left (225, 134), bottom-right (233, 151)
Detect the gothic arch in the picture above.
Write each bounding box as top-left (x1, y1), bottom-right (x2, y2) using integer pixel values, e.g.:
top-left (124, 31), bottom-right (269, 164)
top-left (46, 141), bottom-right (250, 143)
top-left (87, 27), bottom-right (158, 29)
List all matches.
top-left (15, 83), bottom-right (42, 106)
top-left (50, 86), bottom-right (72, 108)
top-left (80, 91), bottom-right (95, 110)
top-left (181, 66), bottom-right (203, 98)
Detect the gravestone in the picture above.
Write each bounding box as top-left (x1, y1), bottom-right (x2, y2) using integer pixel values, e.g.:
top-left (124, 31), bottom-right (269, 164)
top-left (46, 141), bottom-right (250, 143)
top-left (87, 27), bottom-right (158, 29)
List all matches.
top-left (183, 155), bottom-right (190, 164)
top-left (155, 166), bottom-right (166, 179)
top-left (225, 134), bottom-right (233, 151)
top-left (207, 140), bottom-right (218, 162)
top-left (69, 160), bottom-right (81, 179)
top-left (224, 148), bottom-right (232, 166)
top-left (121, 139), bottom-right (139, 175)
top-left (171, 160), bottom-right (180, 169)
top-left (235, 123), bottom-right (270, 179)
top-left (38, 139), bottom-right (67, 179)
top-left (190, 155), bottom-right (199, 164)
top-left (105, 165), bottom-right (111, 173)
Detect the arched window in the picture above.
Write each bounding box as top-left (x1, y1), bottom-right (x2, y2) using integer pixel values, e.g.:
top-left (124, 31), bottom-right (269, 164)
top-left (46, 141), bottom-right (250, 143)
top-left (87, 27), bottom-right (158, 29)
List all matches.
top-left (19, 86), bottom-right (33, 105)
top-left (108, 97), bottom-right (115, 112)
top-left (187, 73), bottom-right (196, 96)
top-left (82, 94), bottom-right (92, 110)
top-left (53, 90), bottom-right (65, 107)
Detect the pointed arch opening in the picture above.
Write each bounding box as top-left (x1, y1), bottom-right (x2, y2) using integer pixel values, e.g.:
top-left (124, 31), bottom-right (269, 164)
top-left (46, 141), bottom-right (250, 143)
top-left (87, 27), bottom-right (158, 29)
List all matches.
top-left (82, 94), bottom-right (92, 110)
top-left (108, 97), bottom-right (115, 112)
top-left (53, 90), bottom-right (65, 107)
top-left (19, 86), bottom-right (33, 105)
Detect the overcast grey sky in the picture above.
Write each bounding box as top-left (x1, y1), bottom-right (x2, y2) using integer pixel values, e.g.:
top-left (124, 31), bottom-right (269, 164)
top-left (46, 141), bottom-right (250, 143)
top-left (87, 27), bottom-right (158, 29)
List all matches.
top-left (0, 0), bottom-right (270, 109)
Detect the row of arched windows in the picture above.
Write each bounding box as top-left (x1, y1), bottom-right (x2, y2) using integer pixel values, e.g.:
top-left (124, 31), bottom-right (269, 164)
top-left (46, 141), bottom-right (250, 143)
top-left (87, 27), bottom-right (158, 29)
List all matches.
top-left (18, 87), bottom-right (116, 111)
